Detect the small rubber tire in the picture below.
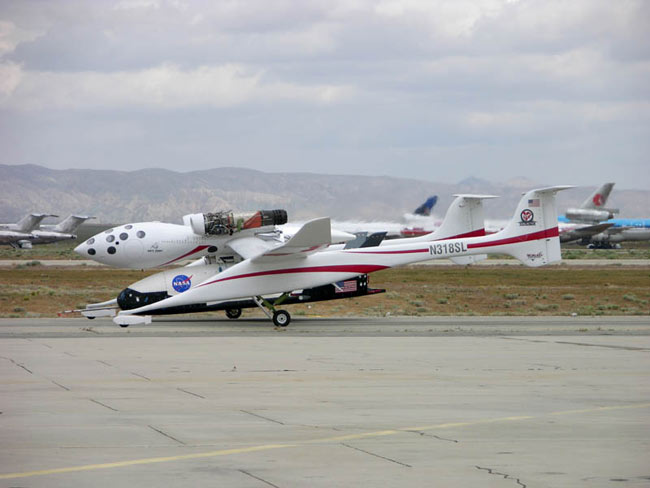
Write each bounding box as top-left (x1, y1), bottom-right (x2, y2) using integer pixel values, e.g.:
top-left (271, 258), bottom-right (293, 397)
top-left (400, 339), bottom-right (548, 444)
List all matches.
top-left (272, 310), bottom-right (291, 327)
top-left (119, 324), bottom-right (129, 328)
top-left (225, 308), bottom-right (242, 320)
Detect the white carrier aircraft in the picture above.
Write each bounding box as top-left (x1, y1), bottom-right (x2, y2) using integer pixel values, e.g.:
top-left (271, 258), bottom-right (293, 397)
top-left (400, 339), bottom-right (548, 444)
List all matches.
top-left (108, 186), bottom-right (569, 327)
top-left (77, 194), bottom-right (495, 322)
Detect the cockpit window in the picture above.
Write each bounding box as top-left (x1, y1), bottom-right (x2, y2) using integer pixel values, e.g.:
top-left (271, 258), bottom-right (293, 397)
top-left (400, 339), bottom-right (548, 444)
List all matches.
top-left (88, 248), bottom-right (96, 255)
top-left (137, 230), bottom-right (146, 238)
top-left (125, 225), bottom-right (133, 230)
top-left (104, 228), bottom-right (113, 234)
top-left (107, 246), bottom-right (116, 255)
top-left (120, 233), bottom-right (129, 240)
top-left (106, 235), bottom-right (115, 243)
top-left (86, 238), bottom-right (95, 245)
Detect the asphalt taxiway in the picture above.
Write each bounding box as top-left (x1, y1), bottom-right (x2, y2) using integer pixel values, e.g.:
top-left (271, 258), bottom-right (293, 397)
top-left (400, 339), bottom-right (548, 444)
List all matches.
top-left (1, 317), bottom-right (649, 487)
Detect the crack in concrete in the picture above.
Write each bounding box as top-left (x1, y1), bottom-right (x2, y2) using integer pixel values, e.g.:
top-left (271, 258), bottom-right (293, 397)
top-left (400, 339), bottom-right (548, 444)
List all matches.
top-left (26, 339), bottom-right (53, 349)
top-left (240, 410), bottom-right (285, 425)
top-left (238, 469), bottom-right (280, 487)
top-left (96, 360), bottom-right (113, 367)
top-left (176, 387), bottom-right (205, 399)
top-left (554, 340), bottom-right (650, 351)
top-left (405, 430), bottom-right (458, 443)
top-left (50, 380), bottom-right (70, 391)
top-left (88, 399), bottom-right (118, 412)
top-left (148, 425), bottom-right (185, 445)
top-left (341, 443), bottom-right (412, 467)
top-left (502, 336), bottom-right (650, 351)
top-left (1, 356), bottom-right (33, 374)
top-left (131, 372), bottom-right (151, 381)
top-left (476, 465), bottom-right (526, 487)
top-left (297, 424), bottom-right (342, 432)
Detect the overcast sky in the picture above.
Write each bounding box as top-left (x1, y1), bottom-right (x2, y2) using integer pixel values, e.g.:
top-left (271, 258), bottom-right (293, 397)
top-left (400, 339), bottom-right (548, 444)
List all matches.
top-left (0, 0), bottom-right (648, 188)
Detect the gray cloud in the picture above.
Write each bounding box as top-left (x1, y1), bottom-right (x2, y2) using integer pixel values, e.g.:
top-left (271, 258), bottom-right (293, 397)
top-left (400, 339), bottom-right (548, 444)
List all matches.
top-left (0, 0), bottom-right (648, 188)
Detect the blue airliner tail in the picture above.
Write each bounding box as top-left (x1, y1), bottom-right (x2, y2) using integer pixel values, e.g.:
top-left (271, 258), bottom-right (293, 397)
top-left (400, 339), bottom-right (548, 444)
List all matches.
top-left (413, 196), bottom-right (438, 216)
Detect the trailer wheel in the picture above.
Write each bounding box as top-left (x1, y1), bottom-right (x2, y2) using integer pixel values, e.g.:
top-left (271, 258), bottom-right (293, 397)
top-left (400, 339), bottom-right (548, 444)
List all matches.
top-left (272, 310), bottom-right (290, 327)
top-left (225, 308), bottom-right (242, 320)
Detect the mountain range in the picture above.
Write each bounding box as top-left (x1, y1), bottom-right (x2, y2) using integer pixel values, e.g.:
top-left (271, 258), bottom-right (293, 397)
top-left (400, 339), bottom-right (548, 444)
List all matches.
top-left (1, 164), bottom-right (648, 224)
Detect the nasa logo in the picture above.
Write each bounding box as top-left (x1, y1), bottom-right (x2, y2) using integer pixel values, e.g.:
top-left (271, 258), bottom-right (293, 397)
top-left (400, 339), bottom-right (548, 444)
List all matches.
top-left (519, 209), bottom-right (536, 226)
top-left (593, 193), bottom-right (603, 206)
top-left (172, 274), bottom-right (192, 293)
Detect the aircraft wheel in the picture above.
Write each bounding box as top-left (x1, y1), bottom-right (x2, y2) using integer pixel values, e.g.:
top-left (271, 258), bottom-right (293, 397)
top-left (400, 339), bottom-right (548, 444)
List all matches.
top-left (225, 308), bottom-right (242, 320)
top-left (119, 324), bottom-right (129, 328)
top-left (273, 310), bottom-right (291, 327)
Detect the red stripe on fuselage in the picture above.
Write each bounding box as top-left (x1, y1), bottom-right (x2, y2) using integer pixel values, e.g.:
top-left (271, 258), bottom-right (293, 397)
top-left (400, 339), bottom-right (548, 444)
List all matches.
top-left (198, 264), bottom-right (389, 288)
top-left (345, 229), bottom-right (486, 255)
top-left (449, 228), bottom-right (486, 239)
top-left (162, 245), bottom-right (210, 266)
top-left (346, 248), bottom-right (429, 255)
top-left (467, 227), bottom-right (558, 249)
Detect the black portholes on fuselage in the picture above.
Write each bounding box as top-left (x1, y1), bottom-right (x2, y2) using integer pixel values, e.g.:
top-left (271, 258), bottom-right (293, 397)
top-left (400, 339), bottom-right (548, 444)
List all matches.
top-left (208, 246), bottom-right (218, 253)
top-left (107, 246), bottom-right (116, 255)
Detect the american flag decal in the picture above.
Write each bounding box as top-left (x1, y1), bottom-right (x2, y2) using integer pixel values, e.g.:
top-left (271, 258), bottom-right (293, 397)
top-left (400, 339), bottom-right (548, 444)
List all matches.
top-left (334, 280), bottom-right (358, 293)
top-left (528, 198), bottom-right (540, 207)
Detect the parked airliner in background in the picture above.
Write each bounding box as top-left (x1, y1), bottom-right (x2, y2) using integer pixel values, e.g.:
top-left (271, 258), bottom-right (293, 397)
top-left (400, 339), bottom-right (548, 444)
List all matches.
top-left (0, 213), bottom-right (56, 248)
top-left (329, 195), bottom-right (442, 239)
top-left (558, 182), bottom-right (650, 248)
top-left (0, 214), bottom-right (94, 248)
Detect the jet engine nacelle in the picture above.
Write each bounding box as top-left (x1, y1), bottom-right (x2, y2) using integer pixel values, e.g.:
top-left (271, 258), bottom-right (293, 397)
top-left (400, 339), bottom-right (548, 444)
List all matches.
top-left (565, 208), bottom-right (617, 223)
top-left (17, 240), bottom-right (33, 249)
top-left (183, 209), bottom-right (288, 236)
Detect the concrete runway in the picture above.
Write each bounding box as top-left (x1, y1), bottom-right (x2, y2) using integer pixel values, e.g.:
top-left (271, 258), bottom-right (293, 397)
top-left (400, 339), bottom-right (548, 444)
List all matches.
top-left (1, 317), bottom-right (649, 487)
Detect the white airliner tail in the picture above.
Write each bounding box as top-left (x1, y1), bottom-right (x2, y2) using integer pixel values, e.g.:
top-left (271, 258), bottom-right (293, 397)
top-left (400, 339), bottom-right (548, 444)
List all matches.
top-left (15, 213), bottom-right (57, 233)
top-left (479, 186), bottom-right (572, 267)
top-left (53, 215), bottom-right (94, 233)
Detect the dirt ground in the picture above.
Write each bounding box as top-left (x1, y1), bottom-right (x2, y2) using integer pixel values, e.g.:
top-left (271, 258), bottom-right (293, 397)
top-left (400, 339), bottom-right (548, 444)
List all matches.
top-left (1, 265), bottom-right (648, 319)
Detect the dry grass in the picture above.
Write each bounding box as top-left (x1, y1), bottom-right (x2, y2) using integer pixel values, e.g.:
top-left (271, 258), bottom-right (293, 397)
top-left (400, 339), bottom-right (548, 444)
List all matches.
top-left (0, 265), bottom-right (648, 318)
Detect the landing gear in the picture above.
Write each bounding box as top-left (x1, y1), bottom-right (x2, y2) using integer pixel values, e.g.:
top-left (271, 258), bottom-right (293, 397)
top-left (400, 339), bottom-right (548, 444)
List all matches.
top-left (225, 308), bottom-right (242, 319)
top-left (252, 294), bottom-right (291, 327)
top-left (272, 310), bottom-right (291, 327)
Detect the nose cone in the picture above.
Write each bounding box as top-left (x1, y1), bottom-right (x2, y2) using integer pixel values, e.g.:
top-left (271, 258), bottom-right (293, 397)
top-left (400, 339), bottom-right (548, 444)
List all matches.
top-left (74, 242), bottom-right (86, 256)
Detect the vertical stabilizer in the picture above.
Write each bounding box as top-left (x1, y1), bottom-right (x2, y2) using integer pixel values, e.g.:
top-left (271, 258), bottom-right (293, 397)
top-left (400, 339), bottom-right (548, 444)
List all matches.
top-left (413, 196), bottom-right (438, 216)
top-left (53, 215), bottom-right (94, 233)
top-left (477, 187), bottom-right (572, 267)
top-left (581, 182), bottom-right (614, 209)
top-left (15, 213), bottom-right (57, 233)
